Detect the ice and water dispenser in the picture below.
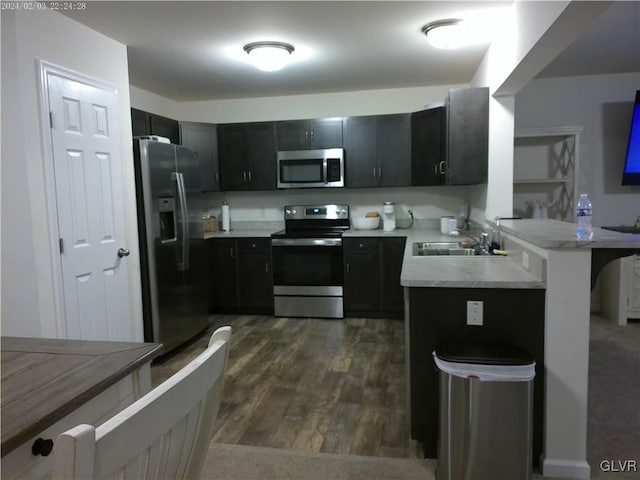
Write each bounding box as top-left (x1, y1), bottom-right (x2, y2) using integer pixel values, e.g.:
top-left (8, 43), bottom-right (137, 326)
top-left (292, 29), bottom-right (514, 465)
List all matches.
top-left (158, 197), bottom-right (176, 242)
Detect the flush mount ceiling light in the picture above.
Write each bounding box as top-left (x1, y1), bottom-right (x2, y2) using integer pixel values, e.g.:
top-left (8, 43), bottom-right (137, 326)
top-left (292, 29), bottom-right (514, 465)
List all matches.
top-left (243, 41), bottom-right (295, 72)
top-left (422, 19), bottom-right (476, 49)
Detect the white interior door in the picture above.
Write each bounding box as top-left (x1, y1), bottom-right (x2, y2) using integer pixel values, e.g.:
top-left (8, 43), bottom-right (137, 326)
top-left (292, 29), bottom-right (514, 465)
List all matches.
top-left (46, 71), bottom-right (133, 341)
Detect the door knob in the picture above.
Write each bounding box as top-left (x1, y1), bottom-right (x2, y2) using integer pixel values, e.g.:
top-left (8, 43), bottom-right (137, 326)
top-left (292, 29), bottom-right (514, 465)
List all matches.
top-left (117, 248), bottom-right (131, 258)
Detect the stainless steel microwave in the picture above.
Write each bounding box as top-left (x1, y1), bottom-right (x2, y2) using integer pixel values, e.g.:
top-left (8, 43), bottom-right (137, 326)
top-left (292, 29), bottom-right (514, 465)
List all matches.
top-left (277, 148), bottom-right (344, 188)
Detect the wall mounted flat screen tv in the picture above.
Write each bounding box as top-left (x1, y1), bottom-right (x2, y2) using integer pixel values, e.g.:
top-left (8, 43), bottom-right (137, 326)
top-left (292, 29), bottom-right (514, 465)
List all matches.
top-left (622, 90), bottom-right (640, 185)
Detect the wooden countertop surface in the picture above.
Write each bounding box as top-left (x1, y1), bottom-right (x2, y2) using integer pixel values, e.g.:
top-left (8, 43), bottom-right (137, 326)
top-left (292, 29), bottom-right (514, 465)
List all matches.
top-left (1, 336), bottom-right (161, 456)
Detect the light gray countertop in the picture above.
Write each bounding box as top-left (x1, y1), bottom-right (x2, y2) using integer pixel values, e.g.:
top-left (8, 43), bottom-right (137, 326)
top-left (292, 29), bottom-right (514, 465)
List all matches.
top-left (499, 219), bottom-right (640, 250)
top-left (393, 228), bottom-right (545, 289)
top-left (343, 227), bottom-right (544, 289)
top-left (204, 225), bottom-right (544, 289)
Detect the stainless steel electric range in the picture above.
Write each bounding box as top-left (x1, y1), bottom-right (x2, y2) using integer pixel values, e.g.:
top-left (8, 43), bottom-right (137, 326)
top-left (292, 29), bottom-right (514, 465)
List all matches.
top-left (271, 204), bottom-right (350, 319)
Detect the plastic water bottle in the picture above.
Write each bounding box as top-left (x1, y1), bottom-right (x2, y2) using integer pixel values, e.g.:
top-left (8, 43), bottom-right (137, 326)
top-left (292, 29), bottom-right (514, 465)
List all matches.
top-left (576, 194), bottom-right (593, 240)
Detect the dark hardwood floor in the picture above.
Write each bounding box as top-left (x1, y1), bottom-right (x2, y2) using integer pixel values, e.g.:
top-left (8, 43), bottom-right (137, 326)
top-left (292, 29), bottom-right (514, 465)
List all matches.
top-left (151, 315), bottom-right (417, 458)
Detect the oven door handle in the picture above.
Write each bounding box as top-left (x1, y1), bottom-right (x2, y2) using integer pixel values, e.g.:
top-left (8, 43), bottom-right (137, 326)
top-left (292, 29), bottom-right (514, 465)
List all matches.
top-left (272, 238), bottom-right (342, 247)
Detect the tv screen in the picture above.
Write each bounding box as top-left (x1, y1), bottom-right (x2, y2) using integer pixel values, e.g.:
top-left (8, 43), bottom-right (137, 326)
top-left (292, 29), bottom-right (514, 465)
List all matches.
top-left (622, 90), bottom-right (640, 185)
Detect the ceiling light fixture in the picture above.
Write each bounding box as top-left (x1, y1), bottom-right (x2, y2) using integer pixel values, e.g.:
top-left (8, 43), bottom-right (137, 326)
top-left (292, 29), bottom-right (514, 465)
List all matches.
top-left (422, 19), bottom-right (475, 49)
top-left (243, 41), bottom-right (295, 72)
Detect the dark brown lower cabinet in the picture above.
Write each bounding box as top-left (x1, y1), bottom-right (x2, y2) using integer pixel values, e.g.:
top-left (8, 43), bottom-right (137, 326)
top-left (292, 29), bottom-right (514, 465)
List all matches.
top-left (208, 239), bottom-right (237, 310)
top-left (237, 239), bottom-right (273, 309)
top-left (208, 238), bottom-right (273, 314)
top-left (344, 237), bottom-right (406, 318)
top-left (407, 287), bottom-right (545, 466)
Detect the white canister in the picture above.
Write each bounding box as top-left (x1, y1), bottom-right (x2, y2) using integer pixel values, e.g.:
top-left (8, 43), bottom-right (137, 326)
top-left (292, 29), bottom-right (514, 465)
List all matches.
top-left (221, 201), bottom-right (230, 232)
top-left (440, 216), bottom-right (454, 234)
top-left (382, 201), bottom-right (396, 232)
top-left (448, 217), bottom-right (458, 233)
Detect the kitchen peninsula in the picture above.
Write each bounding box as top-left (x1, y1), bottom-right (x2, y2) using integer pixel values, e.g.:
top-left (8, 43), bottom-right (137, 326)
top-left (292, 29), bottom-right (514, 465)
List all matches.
top-left (402, 219), bottom-right (640, 480)
top-left (496, 219), bottom-right (640, 479)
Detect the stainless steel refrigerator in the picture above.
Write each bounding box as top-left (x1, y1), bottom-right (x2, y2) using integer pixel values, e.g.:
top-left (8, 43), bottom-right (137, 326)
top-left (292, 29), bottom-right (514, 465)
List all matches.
top-left (133, 138), bottom-right (208, 355)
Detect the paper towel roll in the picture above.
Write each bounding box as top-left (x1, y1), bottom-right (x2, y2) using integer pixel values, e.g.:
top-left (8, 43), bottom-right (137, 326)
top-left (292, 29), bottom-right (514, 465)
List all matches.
top-left (221, 201), bottom-right (230, 232)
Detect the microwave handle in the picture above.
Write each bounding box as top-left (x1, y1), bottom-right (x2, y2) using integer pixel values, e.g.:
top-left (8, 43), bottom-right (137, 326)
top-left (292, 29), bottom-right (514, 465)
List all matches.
top-left (322, 158), bottom-right (328, 184)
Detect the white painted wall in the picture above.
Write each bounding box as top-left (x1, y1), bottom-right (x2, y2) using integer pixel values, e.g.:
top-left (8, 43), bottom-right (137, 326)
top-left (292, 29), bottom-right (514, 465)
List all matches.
top-left (470, 0), bottom-right (612, 224)
top-left (174, 84), bottom-right (462, 123)
top-left (0, 10), bottom-right (143, 338)
top-left (130, 85), bottom-right (181, 120)
top-left (515, 72), bottom-right (640, 227)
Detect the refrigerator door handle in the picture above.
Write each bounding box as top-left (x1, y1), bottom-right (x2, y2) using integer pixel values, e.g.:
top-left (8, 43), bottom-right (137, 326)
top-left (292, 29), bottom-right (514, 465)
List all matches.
top-left (174, 172), bottom-right (189, 271)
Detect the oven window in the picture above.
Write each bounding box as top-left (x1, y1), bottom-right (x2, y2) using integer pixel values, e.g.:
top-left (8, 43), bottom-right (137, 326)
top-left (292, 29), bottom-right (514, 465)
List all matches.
top-left (280, 159), bottom-right (323, 183)
top-left (272, 245), bottom-right (343, 286)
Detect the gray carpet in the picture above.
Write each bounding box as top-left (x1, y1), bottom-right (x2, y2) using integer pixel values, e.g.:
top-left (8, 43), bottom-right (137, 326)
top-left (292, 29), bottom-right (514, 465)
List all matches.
top-left (201, 443), bottom-right (437, 480)
top-left (587, 316), bottom-right (640, 479)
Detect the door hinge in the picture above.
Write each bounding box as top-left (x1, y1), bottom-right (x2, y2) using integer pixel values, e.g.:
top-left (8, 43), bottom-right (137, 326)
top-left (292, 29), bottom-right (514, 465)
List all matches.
top-left (59, 238), bottom-right (64, 254)
top-left (49, 111), bottom-right (54, 129)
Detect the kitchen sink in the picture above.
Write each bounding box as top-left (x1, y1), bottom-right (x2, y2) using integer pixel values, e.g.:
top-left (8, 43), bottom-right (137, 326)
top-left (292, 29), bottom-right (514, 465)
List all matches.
top-left (412, 242), bottom-right (480, 256)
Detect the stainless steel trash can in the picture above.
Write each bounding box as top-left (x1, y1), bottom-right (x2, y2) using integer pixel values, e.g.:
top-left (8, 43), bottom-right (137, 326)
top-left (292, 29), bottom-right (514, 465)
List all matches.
top-left (434, 342), bottom-right (535, 480)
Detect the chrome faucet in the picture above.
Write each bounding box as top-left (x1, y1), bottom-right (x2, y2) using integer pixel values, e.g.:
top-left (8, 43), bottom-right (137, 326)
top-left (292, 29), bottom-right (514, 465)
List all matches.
top-left (635, 215), bottom-right (640, 230)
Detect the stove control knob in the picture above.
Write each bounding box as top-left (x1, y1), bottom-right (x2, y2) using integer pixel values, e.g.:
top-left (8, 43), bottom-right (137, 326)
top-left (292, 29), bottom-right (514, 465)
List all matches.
top-left (338, 208), bottom-right (347, 217)
top-left (285, 208), bottom-right (297, 216)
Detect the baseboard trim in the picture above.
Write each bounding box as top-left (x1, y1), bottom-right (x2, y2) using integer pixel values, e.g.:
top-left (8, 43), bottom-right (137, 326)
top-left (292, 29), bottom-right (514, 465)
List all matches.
top-left (541, 457), bottom-right (591, 479)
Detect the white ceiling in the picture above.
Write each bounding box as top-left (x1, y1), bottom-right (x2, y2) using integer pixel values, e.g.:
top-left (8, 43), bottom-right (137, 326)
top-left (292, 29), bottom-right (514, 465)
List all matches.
top-left (62, 1), bottom-right (639, 102)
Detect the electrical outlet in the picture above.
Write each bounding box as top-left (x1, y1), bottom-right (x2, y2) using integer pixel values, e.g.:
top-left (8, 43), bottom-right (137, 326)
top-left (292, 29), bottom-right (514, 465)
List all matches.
top-left (467, 301), bottom-right (483, 326)
top-left (522, 251), bottom-right (530, 270)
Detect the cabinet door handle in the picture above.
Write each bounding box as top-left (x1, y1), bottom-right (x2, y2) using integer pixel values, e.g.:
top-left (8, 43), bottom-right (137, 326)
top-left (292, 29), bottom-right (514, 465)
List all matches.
top-left (378, 167), bottom-right (382, 179)
top-left (372, 168), bottom-right (376, 178)
top-left (310, 129), bottom-right (314, 142)
top-left (305, 131), bottom-right (309, 142)
top-left (248, 171), bottom-right (252, 182)
top-left (265, 262), bottom-right (270, 273)
top-left (215, 172), bottom-right (219, 185)
top-left (346, 263), bottom-right (350, 274)
top-left (243, 171), bottom-right (247, 182)
top-left (434, 163), bottom-right (438, 175)
top-left (230, 247), bottom-right (234, 259)
top-left (32, 438), bottom-right (54, 457)
top-left (439, 161), bottom-right (446, 175)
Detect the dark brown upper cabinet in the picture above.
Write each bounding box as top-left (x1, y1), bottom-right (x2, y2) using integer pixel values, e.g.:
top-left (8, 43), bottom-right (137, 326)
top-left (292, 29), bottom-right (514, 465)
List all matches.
top-left (131, 108), bottom-right (180, 145)
top-left (411, 106), bottom-right (445, 186)
top-left (411, 87), bottom-right (489, 186)
top-left (179, 122), bottom-right (219, 192)
top-left (344, 113), bottom-right (411, 188)
top-left (217, 122), bottom-right (277, 191)
top-left (445, 87), bottom-right (489, 185)
top-left (276, 118), bottom-right (343, 150)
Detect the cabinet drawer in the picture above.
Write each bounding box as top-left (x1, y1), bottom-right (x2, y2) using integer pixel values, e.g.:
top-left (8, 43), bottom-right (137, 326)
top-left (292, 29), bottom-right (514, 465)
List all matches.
top-left (237, 238), bottom-right (271, 255)
top-left (344, 238), bottom-right (379, 254)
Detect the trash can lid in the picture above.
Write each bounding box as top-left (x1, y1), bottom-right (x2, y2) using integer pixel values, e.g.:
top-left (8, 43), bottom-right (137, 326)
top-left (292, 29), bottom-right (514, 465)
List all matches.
top-left (435, 341), bottom-right (534, 366)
